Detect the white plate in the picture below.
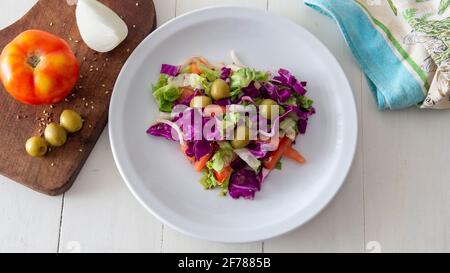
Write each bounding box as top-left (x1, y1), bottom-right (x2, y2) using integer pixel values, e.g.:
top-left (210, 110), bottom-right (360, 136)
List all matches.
top-left (109, 7), bottom-right (357, 243)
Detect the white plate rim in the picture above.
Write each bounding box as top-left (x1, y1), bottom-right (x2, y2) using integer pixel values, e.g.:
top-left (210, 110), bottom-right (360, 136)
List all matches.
top-left (109, 6), bottom-right (358, 243)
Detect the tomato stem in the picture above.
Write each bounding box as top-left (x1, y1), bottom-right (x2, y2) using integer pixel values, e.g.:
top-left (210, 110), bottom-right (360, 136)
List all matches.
top-left (27, 55), bottom-right (41, 68)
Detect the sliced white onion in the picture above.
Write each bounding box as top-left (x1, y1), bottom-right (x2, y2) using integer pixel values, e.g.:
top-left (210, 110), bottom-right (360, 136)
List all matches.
top-left (75, 0), bottom-right (128, 52)
top-left (230, 50), bottom-right (245, 67)
top-left (158, 112), bottom-right (173, 120)
top-left (154, 118), bottom-right (186, 146)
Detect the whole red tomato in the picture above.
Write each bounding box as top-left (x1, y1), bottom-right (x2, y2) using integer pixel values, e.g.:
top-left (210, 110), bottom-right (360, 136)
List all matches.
top-left (0, 29), bottom-right (79, 105)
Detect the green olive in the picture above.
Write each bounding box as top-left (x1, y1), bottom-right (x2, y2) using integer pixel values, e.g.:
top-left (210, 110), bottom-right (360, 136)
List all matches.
top-left (60, 109), bottom-right (83, 133)
top-left (44, 123), bottom-right (67, 147)
top-left (259, 99), bottom-right (279, 120)
top-left (231, 126), bottom-right (250, 149)
top-left (25, 136), bottom-right (48, 157)
top-left (210, 79), bottom-right (230, 100)
top-left (190, 95), bottom-right (212, 108)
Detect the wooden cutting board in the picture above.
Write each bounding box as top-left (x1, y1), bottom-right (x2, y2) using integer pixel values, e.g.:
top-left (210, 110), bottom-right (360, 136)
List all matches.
top-left (0, 0), bottom-right (156, 195)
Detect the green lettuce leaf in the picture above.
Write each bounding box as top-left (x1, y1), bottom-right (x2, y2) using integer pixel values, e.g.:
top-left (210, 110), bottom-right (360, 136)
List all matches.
top-left (209, 142), bottom-right (234, 172)
top-left (153, 84), bottom-right (181, 112)
top-left (230, 68), bottom-right (269, 91)
top-left (199, 168), bottom-right (219, 189)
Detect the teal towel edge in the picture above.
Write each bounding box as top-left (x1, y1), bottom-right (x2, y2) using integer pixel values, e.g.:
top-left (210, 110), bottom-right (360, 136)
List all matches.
top-left (305, 0), bottom-right (425, 110)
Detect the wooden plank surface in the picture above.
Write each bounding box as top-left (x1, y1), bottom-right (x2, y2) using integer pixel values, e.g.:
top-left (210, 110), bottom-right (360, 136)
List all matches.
top-left (1, 0), bottom-right (450, 253)
top-left (0, 0), bottom-right (156, 195)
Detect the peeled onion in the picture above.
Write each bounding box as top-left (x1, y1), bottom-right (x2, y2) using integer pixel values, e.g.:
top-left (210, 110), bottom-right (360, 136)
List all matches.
top-left (74, 0), bottom-right (128, 52)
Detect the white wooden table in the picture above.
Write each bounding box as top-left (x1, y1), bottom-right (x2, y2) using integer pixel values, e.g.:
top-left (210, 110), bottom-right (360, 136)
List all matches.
top-left (1, 0), bottom-right (449, 253)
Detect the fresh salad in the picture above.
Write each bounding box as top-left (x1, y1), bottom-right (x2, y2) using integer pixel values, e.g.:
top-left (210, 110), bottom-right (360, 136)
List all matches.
top-left (147, 52), bottom-right (315, 199)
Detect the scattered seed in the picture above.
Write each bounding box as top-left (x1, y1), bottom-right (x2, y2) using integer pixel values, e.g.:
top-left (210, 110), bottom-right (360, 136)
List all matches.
top-left (49, 22), bottom-right (54, 26)
top-left (80, 75), bottom-right (84, 79)
top-left (75, 40), bottom-right (79, 43)
top-left (89, 69), bottom-right (93, 72)
top-left (84, 103), bottom-right (89, 107)
top-left (78, 85), bottom-right (83, 89)
top-left (105, 90), bottom-right (110, 94)
top-left (105, 58), bottom-right (109, 62)
top-left (91, 105), bottom-right (95, 109)
top-left (16, 115), bottom-right (21, 120)
top-left (51, 162), bottom-right (55, 167)
top-left (79, 149), bottom-right (83, 152)
top-left (82, 97), bottom-right (86, 101)
top-left (50, 105), bottom-right (54, 109)
top-left (88, 124), bottom-right (92, 128)
top-left (71, 93), bottom-right (76, 98)
top-left (69, 37), bottom-right (72, 41)
top-left (126, 48), bottom-right (130, 52)
top-left (93, 58), bottom-right (97, 62)
top-left (96, 67), bottom-right (99, 71)
top-left (43, 110), bottom-right (48, 114)
top-left (132, 25), bottom-right (136, 28)
top-left (136, 2), bottom-right (139, 6)
top-left (101, 84), bottom-right (106, 87)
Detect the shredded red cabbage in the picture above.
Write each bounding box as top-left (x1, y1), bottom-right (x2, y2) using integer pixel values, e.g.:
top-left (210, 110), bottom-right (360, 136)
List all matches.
top-left (247, 142), bottom-right (269, 159)
top-left (220, 67), bottom-right (232, 80)
top-left (160, 64), bottom-right (180, 77)
top-left (229, 169), bottom-right (260, 200)
top-left (146, 123), bottom-right (177, 142)
top-left (272, 68), bottom-right (306, 96)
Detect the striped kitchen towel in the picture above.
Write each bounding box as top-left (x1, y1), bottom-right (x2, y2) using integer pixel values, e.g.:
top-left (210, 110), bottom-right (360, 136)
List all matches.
top-left (304, 0), bottom-right (450, 110)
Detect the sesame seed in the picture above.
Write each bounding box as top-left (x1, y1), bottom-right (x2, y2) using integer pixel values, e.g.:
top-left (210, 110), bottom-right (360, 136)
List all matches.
top-left (80, 75), bottom-right (84, 79)
top-left (51, 162), bottom-right (55, 167)
top-left (82, 97), bottom-right (86, 101)
top-left (49, 22), bottom-right (54, 26)
top-left (132, 25), bottom-right (136, 28)
top-left (84, 103), bottom-right (89, 107)
top-left (75, 40), bottom-right (79, 43)
top-left (105, 58), bottom-right (109, 62)
top-left (43, 110), bottom-right (48, 114)
top-left (79, 149), bottom-right (83, 152)
top-left (136, 2), bottom-right (139, 6)
top-left (16, 115), bottom-right (20, 120)
top-left (102, 84), bottom-right (106, 87)
top-left (69, 37), bottom-right (72, 41)
top-left (105, 91), bottom-right (110, 94)
top-left (96, 67), bottom-right (99, 71)
top-left (89, 69), bottom-right (93, 72)
top-left (78, 85), bottom-right (83, 89)
top-left (88, 124), bottom-right (92, 128)
top-left (126, 48), bottom-right (130, 52)
top-left (91, 105), bottom-right (95, 109)
top-left (50, 105), bottom-right (54, 109)
top-left (90, 101), bottom-right (94, 104)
